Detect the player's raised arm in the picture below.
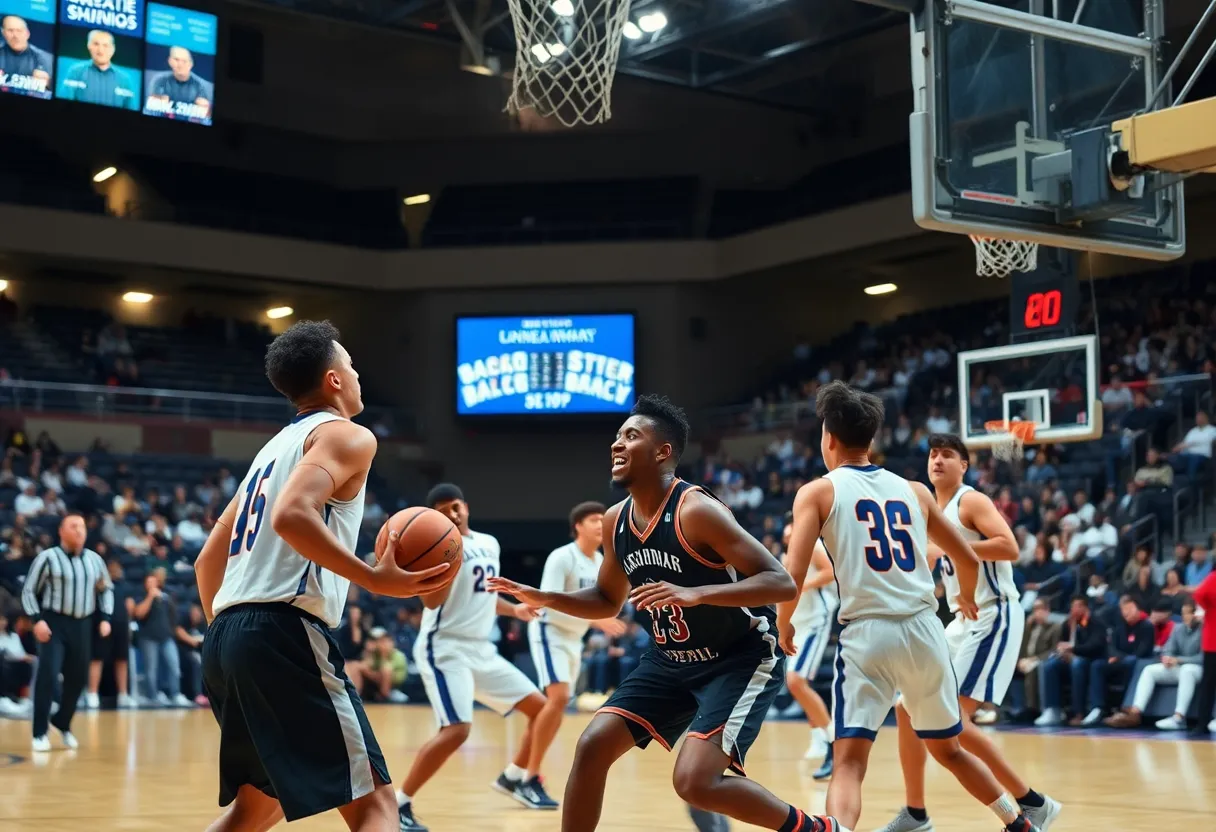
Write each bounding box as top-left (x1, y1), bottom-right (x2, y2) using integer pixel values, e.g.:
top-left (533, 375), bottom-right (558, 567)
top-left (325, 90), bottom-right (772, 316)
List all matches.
top-left (195, 494), bottom-right (240, 622)
top-left (959, 491), bottom-right (1020, 561)
top-left (631, 489), bottom-right (796, 613)
top-left (271, 421), bottom-right (449, 597)
top-left (487, 503), bottom-right (630, 619)
top-left (910, 480), bottom-right (980, 619)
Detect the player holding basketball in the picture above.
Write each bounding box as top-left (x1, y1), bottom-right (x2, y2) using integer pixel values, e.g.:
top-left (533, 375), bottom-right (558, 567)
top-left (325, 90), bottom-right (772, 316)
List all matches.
top-left (194, 321), bottom-right (453, 832)
top-left (528, 501), bottom-right (627, 750)
top-left (490, 394), bottom-right (842, 832)
top-left (778, 382), bottom-right (1042, 832)
top-left (395, 483), bottom-right (560, 832)
top-left (875, 434), bottom-right (1062, 832)
top-left (780, 519), bottom-right (838, 777)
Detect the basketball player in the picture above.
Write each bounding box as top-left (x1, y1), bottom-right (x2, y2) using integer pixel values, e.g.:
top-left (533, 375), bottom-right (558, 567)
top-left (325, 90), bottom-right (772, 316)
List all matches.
top-left (875, 434), bottom-right (1062, 832)
top-left (780, 518), bottom-right (837, 777)
top-left (778, 382), bottom-right (1041, 832)
top-left (194, 320), bottom-right (454, 832)
top-left (395, 483), bottom-right (560, 832)
top-left (489, 394), bottom-right (840, 832)
top-left (527, 501), bottom-right (627, 754)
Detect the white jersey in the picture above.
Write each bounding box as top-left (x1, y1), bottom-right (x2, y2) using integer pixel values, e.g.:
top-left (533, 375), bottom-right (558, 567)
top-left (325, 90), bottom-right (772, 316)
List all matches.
top-left (211, 411), bottom-right (366, 629)
top-left (939, 485), bottom-right (1020, 613)
top-left (419, 529), bottom-right (501, 641)
top-left (536, 541), bottom-right (602, 639)
top-left (790, 553), bottom-right (839, 634)
top-left (819, 464), bottom-right (937, 623)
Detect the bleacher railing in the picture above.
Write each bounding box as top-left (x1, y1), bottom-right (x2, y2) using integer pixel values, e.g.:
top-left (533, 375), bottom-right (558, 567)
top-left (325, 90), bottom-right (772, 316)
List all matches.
top-left (0, 379), bottom-right (416, 435)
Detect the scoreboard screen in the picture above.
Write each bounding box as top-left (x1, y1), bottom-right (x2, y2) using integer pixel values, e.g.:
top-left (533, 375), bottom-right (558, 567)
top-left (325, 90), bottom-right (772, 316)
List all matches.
top-left (455, 314), bottom-right (636, 416)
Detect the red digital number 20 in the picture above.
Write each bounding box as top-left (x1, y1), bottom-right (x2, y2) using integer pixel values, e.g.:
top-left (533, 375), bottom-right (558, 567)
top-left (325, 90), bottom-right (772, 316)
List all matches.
top-left (1025, 290), bottom-right (1062, 329)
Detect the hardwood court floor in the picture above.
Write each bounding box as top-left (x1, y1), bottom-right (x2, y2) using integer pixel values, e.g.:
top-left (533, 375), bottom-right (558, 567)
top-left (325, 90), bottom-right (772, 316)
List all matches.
top-left (2, 706), bottom-right (1215, 831)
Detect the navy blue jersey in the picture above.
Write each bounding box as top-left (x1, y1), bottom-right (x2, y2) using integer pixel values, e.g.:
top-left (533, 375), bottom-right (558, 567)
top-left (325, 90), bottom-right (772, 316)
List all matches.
top-left (612, 479), bottom-right (776, 663)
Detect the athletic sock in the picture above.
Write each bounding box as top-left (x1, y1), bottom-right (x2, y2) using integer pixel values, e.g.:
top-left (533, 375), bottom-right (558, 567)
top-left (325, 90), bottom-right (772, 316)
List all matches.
top-left (503, 763), bottom-right (528, 782)
top-left (778, 805), bottom-right (805, 832)
top-left (823, 722), bottom-right (835, 743)
top-left (1016, 788), bottom-right (1045, 808)
top-left (988, 794), bottom-right (1019, 825)
top-left (907, 806), bottom-right (928, 822)
top-left (395, 790), bottom-right (411, 808)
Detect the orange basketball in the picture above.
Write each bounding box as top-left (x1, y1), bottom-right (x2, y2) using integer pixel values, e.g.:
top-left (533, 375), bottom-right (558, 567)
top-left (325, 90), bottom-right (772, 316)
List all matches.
top-left (374, 507), bottom-right (462, 590)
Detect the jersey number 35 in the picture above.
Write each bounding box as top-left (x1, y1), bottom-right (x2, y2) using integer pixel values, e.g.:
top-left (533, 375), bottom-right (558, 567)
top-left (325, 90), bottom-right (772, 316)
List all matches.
top-left (855, 499), bottom-right (917, 573)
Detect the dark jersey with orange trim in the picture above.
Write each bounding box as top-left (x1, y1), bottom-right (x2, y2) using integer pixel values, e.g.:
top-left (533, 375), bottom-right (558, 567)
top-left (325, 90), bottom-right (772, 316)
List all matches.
top-left (612, 478), bottom-right (777, 663)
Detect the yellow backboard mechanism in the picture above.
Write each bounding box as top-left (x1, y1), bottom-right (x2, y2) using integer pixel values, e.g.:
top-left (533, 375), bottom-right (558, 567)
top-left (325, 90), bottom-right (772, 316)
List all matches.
top-left (1113, 96), bottom-right (1216, 174)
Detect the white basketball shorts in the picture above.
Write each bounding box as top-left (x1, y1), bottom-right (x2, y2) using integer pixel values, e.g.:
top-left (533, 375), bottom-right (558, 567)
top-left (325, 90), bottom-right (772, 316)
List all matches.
top-left (833, 608), bottom-right (962, 740)
top-left (528, 619), bottom-right (584, 689)
top-left (413, 634), bottom-right (538, 727)
top-left (789, 616), bottom-right (833, 682)
top-left (946, 598), bottom-right (1024, 707)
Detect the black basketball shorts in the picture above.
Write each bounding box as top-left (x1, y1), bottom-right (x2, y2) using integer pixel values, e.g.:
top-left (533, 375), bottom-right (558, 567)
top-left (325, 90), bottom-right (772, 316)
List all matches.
top-left (202, 602), bottom-right (390, 821)
top-left (599, 627), bottom-right (785, 774)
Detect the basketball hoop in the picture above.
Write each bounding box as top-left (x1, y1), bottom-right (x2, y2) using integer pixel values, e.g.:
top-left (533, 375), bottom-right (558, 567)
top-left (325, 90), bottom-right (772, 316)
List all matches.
top-left (505, 0), bottom-right (632, 127)
top-left (985, 419), bottom-right (1037, 462)
top-left (970, 235), bottom-right (1040, 278)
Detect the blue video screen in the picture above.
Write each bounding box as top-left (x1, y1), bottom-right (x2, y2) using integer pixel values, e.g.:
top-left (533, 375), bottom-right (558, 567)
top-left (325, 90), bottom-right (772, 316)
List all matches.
top-left (456, 314), bottom-right (636, 416)
top-left (143, 2), bottom-right (215, 124)
top-left (0, 0), bottom-right (57, 99)
top-left (55, 0), bottom-right (145, 110)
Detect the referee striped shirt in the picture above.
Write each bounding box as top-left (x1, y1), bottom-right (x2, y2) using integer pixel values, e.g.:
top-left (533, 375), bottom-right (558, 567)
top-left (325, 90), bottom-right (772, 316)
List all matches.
top-left (21, 546), bottom-right (114, 621)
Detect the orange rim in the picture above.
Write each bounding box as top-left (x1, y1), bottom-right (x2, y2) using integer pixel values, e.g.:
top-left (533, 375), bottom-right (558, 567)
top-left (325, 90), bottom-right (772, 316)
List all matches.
top-left (985, 420), bottom-right (1036, 442)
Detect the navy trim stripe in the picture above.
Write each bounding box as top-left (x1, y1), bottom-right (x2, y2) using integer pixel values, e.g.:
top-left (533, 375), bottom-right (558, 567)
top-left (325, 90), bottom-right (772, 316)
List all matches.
top-left (984, 601), bottom-right (1012, 703)
top-left (842, 463), bottom-right (881, 472)
top-left (959, 605), bottom-right (1002, 698)
top-left (916, 722), bottom-right (964, 739)
top-left (982, 563), bottom-right (1001, 596)
top-left (794, 632), bottom-right (817, 674)
top-left (425, 605), bottom-right (462, 724)
top-left (291, 410), bottom-right (326, 423)
top-left (539, 622), bottom-right (560, 687)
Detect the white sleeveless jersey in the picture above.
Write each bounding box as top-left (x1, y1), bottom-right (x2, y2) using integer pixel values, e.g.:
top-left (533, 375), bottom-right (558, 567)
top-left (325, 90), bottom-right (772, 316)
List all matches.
top-left (790, 550), bottom-right (839, 634)
top-left (419, 529), bottom-right (501, 642)
top-left (939, 485), bottom-right (1020, 613)
top-left (819, 464), bottom-right (937, 623)
top-left (537, 542), bottom-right (603, 639)
top-left (211, 411), bottom-right (366, 629)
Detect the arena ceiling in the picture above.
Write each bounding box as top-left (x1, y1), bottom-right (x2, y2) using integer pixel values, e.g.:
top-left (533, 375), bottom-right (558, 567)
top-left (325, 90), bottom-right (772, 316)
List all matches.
top-left (240, 0), bottom-right (906, 110)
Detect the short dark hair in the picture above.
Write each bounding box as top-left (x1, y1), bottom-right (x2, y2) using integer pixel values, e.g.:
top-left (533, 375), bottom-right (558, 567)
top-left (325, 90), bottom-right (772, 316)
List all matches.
top-left (265, 320), bottom-right (340, 403)
top-left (1152, 600), bottom-right (1174, 614)
top-left (1119, 593), bottom-right (1137, 609)
top-left (1181, 600), bottom-right (1196, 613)
top-left (569, 501), bottom-right (607, 533)
top-left (1070, 594), bottom-right (1090, 608)
top-left (928, 433), bottom-right (969, 459)
top-left (816, 381), bottom-right (885, 449)
top-left (631, 393), bottom-right (690, 465)
top-left (426, 483), bottom-right (465, 508)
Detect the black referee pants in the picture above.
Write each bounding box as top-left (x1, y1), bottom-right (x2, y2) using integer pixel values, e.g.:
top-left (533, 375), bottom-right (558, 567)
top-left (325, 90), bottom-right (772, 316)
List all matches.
top-left (1195, 650), bottom-right (1216, 732)
top-left (32, 613), bottom-right (92, 738)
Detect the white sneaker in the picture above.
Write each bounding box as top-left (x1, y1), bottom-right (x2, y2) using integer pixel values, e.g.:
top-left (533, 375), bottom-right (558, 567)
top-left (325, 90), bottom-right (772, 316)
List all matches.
top-left (85, 692), bottom-right (100, 710)
top-left (805, 728), bottom-right (829, 760)
top-left (973, 708), bottom-right (998, 725)
top-left (116, 693), bottom-right (137, 709)
top-left (387, 690), bottom-right (409, 704)
top-left (1080, 707), bottom-right (1103, 726)
top-left (0, 697), bottom-right (21, 718)
top-left (172, 694), bottom-right (194, 708)
top-left (1034, 707), bottom-right (1063, 727)
top-left (53, 726), bottom-right (78, 750)
top-left (155, 692), bottom-right (171, 706)
top-left (1208, 718), bottom-right (1216, 733)
top-left (32, 735), bottom-right (51, 752)
top-left (1155, 714), bottom-right (1185, 731)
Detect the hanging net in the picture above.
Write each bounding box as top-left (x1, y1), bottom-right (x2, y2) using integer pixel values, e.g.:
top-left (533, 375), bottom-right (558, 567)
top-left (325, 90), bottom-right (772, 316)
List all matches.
top-left (505, 0), bottom-right (633, 127)
top-left (985, 419), bottom-right (1037, 463)
top-left (970, 235), bottom-right (1040, 278)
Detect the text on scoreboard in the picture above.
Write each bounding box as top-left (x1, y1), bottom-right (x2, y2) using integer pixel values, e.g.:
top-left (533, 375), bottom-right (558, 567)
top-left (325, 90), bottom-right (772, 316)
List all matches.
top-left (456, 314), bottom-right (636, 415)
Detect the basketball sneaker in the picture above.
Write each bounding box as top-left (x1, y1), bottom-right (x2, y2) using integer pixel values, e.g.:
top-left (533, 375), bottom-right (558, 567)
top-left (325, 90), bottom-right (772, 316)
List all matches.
top-left (1004, 816), bottom-right (1042, 832)
top-left (513, 776), bottom-right (559, 810)
top-left (812, 742), bottom-right (834, 780)
top-left (491, 772), bottom-right (521, 799)
top-left (31, 735), bottom-right (50, 753)
top-left (1019, 794), bottom-right (1062, 831)
top-left (52, 726), bottom-right (78, 750)
top-left (873, 807), bottom-right (933, 832)
top-left (396, 803), bottom-right (429, 832)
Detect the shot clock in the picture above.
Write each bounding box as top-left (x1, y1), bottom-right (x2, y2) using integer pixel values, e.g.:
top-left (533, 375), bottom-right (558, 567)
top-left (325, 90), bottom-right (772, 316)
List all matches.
top-left (1008, 256), bottom-right (1079, 341)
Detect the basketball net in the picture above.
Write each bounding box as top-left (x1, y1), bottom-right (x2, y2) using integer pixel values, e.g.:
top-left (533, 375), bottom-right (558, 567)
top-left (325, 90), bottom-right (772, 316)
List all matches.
top-left (971, 235), bottom-right (1040, 278)
top-left (985, 419), bottom-right (1036, 463)
top-left (505, 0), bottom-right (632, 127)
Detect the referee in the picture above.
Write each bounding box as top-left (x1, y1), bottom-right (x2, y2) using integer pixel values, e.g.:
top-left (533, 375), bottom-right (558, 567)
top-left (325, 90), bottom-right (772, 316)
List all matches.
top-left (21, 514), bottom-right (113, 752)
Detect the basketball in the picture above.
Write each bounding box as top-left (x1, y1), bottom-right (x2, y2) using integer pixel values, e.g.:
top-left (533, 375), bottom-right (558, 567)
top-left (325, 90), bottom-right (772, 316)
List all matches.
top-left (375, 507), bottom-right (463, 588)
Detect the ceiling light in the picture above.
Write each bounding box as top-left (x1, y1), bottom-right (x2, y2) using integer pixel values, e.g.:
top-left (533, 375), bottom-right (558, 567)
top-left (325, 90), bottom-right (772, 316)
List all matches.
top-left (546, 42), bottom-right (567, 57)
top-left (266, 306), bottom-right (294, 320)
top-left (93, 166), bottom-right (118, 183)
top-left (122, 291), bottom-right (153, 304)
top-left (637, 10), bottom-right (668, 32)
top-left (403, 193), bottom-right (431, 206)
top-left (529, 43), bottom-right (553, 63)
top-left (551, 0), bottom-right (575, 16)
top-left (864, 283), bottom-right (898, 296)
top-left (622, 21), bottom-right (642, 39)
top-left (0, 280), bottom-right (7, 292)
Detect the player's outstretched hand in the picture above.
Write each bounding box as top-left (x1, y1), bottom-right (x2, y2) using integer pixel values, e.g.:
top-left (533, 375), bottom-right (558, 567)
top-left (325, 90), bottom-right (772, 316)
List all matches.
top-left (955, 593), bottom-right (980, 621)
top-left (594, 617), bottom-right (627, 637)
top-left (777, 620), bottom-right (798, 657)
top-left (511, 603), bottom-right (539, 622)
top-left (485, 576), bottom-right (549, 609)
top-left (369, 552), bottom-right (451, 598)
top-left (629, 581), bottom-right (703, 612)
